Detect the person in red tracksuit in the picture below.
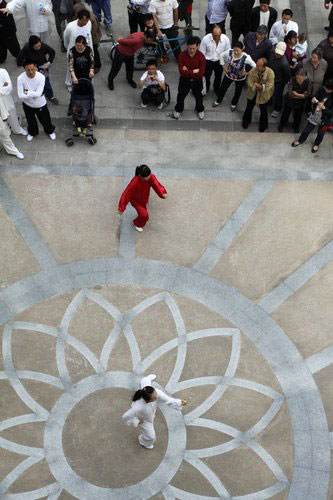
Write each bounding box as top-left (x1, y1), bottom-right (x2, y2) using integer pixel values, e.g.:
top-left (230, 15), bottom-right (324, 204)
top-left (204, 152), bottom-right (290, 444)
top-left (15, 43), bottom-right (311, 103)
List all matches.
top-left (118, 165), bottom-right (167, 232)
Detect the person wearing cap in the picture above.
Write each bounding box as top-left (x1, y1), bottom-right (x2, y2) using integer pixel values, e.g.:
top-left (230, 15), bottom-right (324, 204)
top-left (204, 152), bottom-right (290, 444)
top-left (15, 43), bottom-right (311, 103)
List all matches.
top-left (269, 8), bottom-right (298, 47)
top-left (227, 0), bottom-right (255, 47)
top-left (250, 0), bottom-right (277, 36)
top-left (242, 57), bottom-right (274, 132)
top-left (268, 41), bottom-right (291, 117)
top-left (244, 25), bottom-right (272, 62)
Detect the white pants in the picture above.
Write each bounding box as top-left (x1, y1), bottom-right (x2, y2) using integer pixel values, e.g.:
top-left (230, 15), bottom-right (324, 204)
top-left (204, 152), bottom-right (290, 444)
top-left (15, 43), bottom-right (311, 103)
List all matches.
top-left (29, 30), bottom-right (49, 43)
top-left (138, 421), bottom-right (156, 448)
top-left (0, 119), bottom-right (20, 156)
top-left (7, 107), bottom-right (22, 134)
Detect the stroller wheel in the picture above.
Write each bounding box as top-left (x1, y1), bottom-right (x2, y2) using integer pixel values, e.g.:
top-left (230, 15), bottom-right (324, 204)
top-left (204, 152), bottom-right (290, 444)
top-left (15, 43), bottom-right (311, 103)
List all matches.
top-left (66, 138), bottom-right (74, 147)
top-left (88, 137), bottom-right (97, 145)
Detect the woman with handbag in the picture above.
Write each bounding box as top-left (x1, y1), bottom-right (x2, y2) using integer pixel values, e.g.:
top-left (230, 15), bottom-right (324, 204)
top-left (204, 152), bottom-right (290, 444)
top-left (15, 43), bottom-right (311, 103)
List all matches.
top-left (118, 164), bottom-right (167, 232)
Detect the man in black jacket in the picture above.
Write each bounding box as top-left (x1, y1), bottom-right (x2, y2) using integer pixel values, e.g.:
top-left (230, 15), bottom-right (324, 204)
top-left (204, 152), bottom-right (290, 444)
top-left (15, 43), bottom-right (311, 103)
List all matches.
top-left (325, 0), bottom-right (333, 32)
top-left (268, 41), bottom-right (291, 117)
top-left (227, 0), bottom-right (255, 47)
top-left (0, 0), bottom-right (20, 63)
top-left (250, 0), bottom-right (277, 36)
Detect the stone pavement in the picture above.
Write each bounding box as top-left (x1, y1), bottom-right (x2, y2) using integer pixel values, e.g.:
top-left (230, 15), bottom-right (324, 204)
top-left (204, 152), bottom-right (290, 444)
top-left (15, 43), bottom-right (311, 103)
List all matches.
top-left (1, 1), bottom-right (333, 499)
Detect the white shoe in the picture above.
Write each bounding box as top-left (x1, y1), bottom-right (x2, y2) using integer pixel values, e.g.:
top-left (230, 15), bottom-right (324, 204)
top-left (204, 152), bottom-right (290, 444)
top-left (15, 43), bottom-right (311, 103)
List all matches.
top-left (198, 111), bottom-right (205, 120)
top-left (133, 222), bottom-right (143, 232)
top-left (27, 134), bottom-right (33, 142)
top-left (15, 152), bottom-right (24, 160)
top-left (271, 110), bottom-right (280, 118)
top-left (49, 132), bottom-right (56, 140)
top-left (157, 103), bottom-right (164, 110)
top-left (148, 374), bottom-right (157, 382)
top-left (230, 104), bottom-right (236, 112)
top-left (19, 127), bottom-right (28, 136)
top-left (171, 111), bottom-right (180, 119)
top-left (138, 435), bottom-right (154, 449)
top-left (140, 102), bottom-right (147, 108)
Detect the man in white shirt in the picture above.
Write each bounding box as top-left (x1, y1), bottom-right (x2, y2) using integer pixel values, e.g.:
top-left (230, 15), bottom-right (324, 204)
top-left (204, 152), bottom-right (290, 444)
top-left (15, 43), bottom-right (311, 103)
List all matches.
top-left (200, 25), bottom-right (230, 94)
top-left (269, 8), bottom-right (298, 46)
top-left (128, 0), bottom-right (151, 33)
top-left (0, 68), bottom-right (27, 135)
top-left (1, 0), bottom-right (53, 44)
top-left (149, 0), bottom-right (181, 59)
top-left (137, 58), bottom-right (166, 108)
top-left (17, 61), bottom-right (56, 141)
top-left (205, 0), bottom-right (228, 34)
top-left (0, 98), bottom-right (24, 159)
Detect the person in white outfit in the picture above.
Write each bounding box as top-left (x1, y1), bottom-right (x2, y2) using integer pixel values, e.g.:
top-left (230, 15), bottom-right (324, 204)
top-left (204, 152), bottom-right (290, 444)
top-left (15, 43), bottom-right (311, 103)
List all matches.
top-left (0, 99), bottom-right (24, 159)
top-left (0, 68), bottom-right (27, 136)
top-left (63, 8), bottom-right (92, 89)
top-left (122, 374), bottom-right (187, 449)
top-left (0, 0), bottom-right (53, 44)
top-left (269, 8), bottom-right (298, 46)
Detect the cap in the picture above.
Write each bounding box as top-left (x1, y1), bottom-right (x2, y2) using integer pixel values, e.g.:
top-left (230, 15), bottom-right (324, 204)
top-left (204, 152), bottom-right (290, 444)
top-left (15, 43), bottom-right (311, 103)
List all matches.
top-left (275, 41), bottom-right (286, 55)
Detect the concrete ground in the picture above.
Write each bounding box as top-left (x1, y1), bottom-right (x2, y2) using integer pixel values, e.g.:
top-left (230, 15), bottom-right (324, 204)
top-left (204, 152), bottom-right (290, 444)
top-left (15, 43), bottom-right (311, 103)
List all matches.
top-left (0, 0), bottom-right (333, 499)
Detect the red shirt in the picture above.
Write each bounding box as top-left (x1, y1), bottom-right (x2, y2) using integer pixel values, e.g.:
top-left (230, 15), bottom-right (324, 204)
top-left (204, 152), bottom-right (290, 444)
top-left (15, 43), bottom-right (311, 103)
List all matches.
top-left (118, 174), bottom-right (167, 212)
top-left (178, 49), bottom-right (206, 79)
top-left (117, 32), bottom-right (145, 57)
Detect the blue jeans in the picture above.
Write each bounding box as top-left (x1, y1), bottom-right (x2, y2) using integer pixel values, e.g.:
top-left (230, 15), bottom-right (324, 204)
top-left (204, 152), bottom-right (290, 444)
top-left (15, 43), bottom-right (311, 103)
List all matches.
top-left (44, 76), bottom-right (54, 100)
top-left (91, 0), bottom-right (112, 25)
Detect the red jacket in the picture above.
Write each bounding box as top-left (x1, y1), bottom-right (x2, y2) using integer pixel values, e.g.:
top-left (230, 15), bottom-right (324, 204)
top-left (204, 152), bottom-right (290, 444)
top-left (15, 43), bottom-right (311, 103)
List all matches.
top-left (178, 49), bottom-right (206, 79)
top-left (117, 32), bottom-right (144, 57)
top-left (118, 174), bottom-right (167, 212)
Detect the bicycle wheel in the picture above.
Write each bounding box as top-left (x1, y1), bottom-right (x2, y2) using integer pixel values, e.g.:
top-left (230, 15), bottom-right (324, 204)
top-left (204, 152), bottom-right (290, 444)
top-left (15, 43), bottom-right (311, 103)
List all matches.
top-left (134, 46), bottom-right (158, 70)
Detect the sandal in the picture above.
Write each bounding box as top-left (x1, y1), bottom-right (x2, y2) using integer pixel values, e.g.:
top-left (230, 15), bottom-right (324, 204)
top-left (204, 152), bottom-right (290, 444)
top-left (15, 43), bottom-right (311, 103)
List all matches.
top-left (311, 145), bottom-right (319, 153)
top-left (291, 140), bottom-right (300, 147)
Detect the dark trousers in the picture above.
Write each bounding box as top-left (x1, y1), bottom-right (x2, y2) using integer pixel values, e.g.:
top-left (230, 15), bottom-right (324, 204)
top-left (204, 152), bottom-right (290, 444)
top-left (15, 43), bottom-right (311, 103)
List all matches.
top-left (108, 47), bottom-right (134, 83)
top-left (54, 13), bottom-right (72, 41)
top-left (204, 60), bottom-right (223, 94)
top-left (298, 121), bottom-right (326, 146)
top-left (128, 9), bottom-right (145, 33)
top-left (161, 26), bottom-right (181, 60)
top-left (0, 33), bottom-right (20, 63)
top-left (44, 76), bottom-right (54, 100)
top-left (329, 5), bottom-right (333, 30)
top-left (141, 87), bottom-right (164, 106)
top-left (94, 43), bottom-right (101, 69)
top-left (23, 103), bottom-right (55, 136)
top-left (242, 97), bottom-right (268, 130)
top-left (231, 27), bottom-right (249, 47)
top-left (175, 76), bottom-right (204, 113)
top-left (216, 75), bottom-right (245, 105)
top-left (205, 16), bottom-right (225, 34)
top-left (272, 80), bottom-right (286, 112)
top-left (280, 103), bottom-right (305, 131)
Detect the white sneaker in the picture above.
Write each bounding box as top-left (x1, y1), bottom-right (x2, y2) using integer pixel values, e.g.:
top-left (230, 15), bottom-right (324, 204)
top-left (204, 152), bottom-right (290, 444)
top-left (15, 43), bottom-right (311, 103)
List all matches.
top-left (140, 102), bottom-right (147, 108)
top-left (27, 134), bottom-right (33, 142)
top-left (19, 127), bottom-right (28, 136)
top-left (271, 110), bottom-right (280, 118)
top-left (230, 104), bottom-right (236, 112)
top-left (198, 111), bottom-right (205, 120)
top-left (138, 435), bottom-right (154, 449)
top-left (157, 103), bottom-right (164, 110)
top-left (133, 222), bottom-right (143, 232)
top-left (49, 132), bottom-right (56, 140)
top-left (15, 152), bottom-right (24, 160)
top-left (171, 111), bottom-right (180, 119)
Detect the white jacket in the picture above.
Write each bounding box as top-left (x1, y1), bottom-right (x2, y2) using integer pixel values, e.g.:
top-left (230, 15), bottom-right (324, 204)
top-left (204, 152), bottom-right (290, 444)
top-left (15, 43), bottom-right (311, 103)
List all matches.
top-left (6, 0), bottom-right (53, 33)
top-left (0, 69), bottom-right (15, 111)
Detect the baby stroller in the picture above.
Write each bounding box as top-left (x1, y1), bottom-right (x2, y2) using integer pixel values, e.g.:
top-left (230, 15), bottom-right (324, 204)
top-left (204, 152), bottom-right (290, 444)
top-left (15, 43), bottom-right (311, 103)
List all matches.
top-left (66, 78), bottom-right (97, 146)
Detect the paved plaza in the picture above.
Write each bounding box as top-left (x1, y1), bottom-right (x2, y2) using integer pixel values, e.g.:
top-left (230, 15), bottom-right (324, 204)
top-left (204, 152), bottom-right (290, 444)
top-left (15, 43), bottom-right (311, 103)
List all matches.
top-left (1, 0), bottom-right (333, 499)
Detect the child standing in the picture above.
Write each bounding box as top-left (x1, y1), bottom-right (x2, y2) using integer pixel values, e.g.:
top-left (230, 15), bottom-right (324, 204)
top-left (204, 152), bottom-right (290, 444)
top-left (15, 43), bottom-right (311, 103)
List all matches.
top-left (118, 164), bottom-right (167, 232)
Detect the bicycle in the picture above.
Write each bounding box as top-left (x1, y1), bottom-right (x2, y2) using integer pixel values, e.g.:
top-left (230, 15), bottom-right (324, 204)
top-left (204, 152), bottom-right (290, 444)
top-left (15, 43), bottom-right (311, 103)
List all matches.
top-left (109, 25), bottom-right (199, 71)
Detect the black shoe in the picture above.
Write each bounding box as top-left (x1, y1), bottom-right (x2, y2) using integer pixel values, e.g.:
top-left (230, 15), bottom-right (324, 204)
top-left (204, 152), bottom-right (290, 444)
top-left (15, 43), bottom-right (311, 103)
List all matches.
top-left (278, 124), bottom-right (283, 132)
top-left (242, 121), bottom-right (249, 129)
top-left (108, 80), bottom-right (114, 91)
top-left (50, 97), bottom-right (59, 105)
top-left (259, 125), bottom-right (267, 132)
top-left (127, 79), bottom-right (137, 89)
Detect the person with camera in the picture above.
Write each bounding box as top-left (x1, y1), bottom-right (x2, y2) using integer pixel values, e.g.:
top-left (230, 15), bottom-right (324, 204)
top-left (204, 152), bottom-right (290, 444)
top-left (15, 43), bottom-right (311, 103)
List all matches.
top-left (138, 59), bottom-right (166, 109)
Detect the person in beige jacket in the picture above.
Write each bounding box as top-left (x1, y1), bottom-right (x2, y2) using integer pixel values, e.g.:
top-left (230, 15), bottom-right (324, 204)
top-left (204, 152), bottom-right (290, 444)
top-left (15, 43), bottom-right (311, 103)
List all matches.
top-left (242, 57), bottom-right (275, 131)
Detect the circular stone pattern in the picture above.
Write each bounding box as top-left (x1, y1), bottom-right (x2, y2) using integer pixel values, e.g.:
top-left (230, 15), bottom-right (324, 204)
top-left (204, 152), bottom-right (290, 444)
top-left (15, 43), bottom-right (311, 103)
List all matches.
top-left (44, 372), bottom-right (186, 499)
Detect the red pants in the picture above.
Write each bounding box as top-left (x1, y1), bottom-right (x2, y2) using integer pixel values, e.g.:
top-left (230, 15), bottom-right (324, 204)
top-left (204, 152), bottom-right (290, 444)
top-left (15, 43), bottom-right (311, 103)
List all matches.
top-left (131, 201), bottom-right (149, 228)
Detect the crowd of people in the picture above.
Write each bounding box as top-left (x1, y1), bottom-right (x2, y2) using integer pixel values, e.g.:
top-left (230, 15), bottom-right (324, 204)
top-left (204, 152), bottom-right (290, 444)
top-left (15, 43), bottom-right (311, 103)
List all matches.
top-left (0, 0), bottom-right (333, 160)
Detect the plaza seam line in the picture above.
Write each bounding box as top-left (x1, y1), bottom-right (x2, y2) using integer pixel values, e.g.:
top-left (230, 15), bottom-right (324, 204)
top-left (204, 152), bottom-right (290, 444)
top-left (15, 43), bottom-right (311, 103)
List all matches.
top-left (193, 180), bottom-right (275, 275)
top-left (0, 258), bottom-right (330, 499)
top-left (118, 174), bottom-right (136, 259)
top-left (0, 174), bottom-right (58, 269)
top-left (258, 239), bottom-right (333, 314)
top-left (306, 345), bottom-right (333, 374)
top-left (2, 165), bottom-right (333, 180)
